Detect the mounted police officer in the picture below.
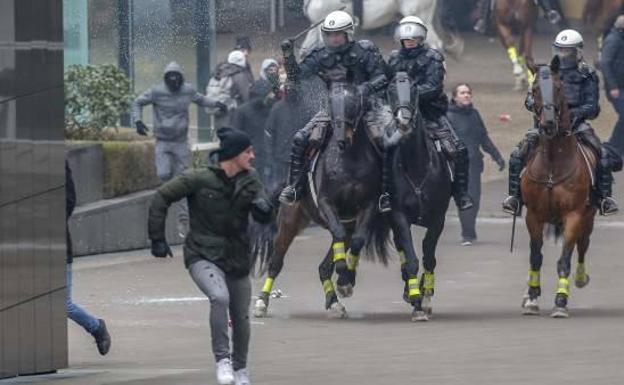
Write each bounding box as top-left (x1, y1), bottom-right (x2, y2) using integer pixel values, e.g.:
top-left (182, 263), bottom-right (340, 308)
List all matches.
top-left (382, 16), bottom-right (474, 213)
top-left (503, 29), bottom-right (621, 216)
top-left (278, 10), bottom-right (389, 205)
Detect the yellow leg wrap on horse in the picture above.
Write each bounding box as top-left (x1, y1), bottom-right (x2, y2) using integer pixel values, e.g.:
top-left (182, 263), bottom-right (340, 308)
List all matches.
top-left (528, 270), bottom-right (541, 288)
top-left (575, 263), bottom-right (586, 281)
top-left (332, 242), bottom-right (346, 263)
top-left (408, 278), bottom-right (421, 297)
top-left (507, 46), bottom-right (519, 65)
top-left (323, 279), bottom-right (334, 295)
top-left (423, 271), bottom-right (435, 291)
top-left (399, 250), bottom-right (406, 266)
top-left (557, 277), bottom-right (570, 296)
top-left (262, 277), bottom-right (274, 293)
top-left (347, 252), bottom-right (359, 271)
top-left (527, 69), bottom-right (536, 85)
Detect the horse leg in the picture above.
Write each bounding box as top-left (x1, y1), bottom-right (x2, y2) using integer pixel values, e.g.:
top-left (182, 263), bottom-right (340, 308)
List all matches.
top-left (254, 204), bottom-right (309, 318)
top-left (420, 218), bottom-right (445, 318)
top-left (391, 211), bottom-right (424, 321)
top-left (552, 212), bottom-right (584, 318)
top-left (495, 21), bottom-right (525, 89)
top-left (319, 247), bottom-right (347, 319)
top-left (522, 209), bottom-right (544, 315)
top-left (575, 210), bottom-right (595, 288)
top-left (519, 23), bottom-right (535, 85)
top-left (336, 203), bottom-right (375, 297)
top-left (317, 198), bottom-right (350, 298)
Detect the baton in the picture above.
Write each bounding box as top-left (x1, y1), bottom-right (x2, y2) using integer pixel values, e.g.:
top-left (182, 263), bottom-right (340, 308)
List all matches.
top-left (510, 213), bottom-right (517, 253)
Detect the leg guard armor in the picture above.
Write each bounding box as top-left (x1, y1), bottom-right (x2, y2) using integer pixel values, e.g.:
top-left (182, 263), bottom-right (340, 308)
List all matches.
top-left (596, 150), bottom-right (619, 215)
top-left (502, 129), bottom-right (537, 215)
top-left (279, 127), bottom-right (311, 205)
top-left (453, 143), bottom-right (474, 211)
top-left (474, 0), bottom-right (492, 34)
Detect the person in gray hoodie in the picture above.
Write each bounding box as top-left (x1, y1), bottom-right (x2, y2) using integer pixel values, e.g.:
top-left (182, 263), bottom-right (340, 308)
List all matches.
top-left (133, 61), bottom-right (225, 235)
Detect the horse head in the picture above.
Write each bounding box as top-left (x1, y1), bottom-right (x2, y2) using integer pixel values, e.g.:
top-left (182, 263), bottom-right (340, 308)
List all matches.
top-left (528, 56), bottom-right (570, 140)
top-left (387, 71), bottom-right (419, 134)
top-left (328, 81), bottom-right (364, 149)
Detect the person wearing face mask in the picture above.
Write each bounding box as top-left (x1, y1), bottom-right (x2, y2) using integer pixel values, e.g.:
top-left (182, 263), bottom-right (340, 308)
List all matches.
top-left (253, 58), bottom-right (280, 97)
top-left (132, 61), bottom-right (226, 236)
top-left (148, 127), bottom-right (273, 385)
top-left (503, 30), bottom-right (622, 217)
top-left (278, 10), bottom-right (389, 206)
top-left (383, 16), bottom-right (474, 214)
top-left (230, 78), bottom-right (279, 180)
top-left (447, 84), bottom-right (505, 246)
top-left (602, 15), bottom-right (624, 155)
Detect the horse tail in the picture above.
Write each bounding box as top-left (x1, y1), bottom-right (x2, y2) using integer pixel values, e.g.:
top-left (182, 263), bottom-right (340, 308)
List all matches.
top-left (363, 209), bottom-right (391, 265)
top-left (248, 187), bottom-right (281, 278)
top-left (544, 223), bottom-right (563, 243)
top-left (432, 0), bottom-right (464, 59)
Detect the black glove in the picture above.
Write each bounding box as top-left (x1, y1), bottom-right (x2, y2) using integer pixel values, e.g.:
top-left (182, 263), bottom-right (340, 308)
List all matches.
top-left (281, 39), bottom-right (294, 57)
top-left (136, 120), bottom-right (149, 136)
top-left (151, 240), bottom-right (173, 258)
top-left (496, 158), bottom-right (506, 171)
top-left (251, 197), bottom-right (273, 223)
top-left (214, 101), bottom-right (228, 114)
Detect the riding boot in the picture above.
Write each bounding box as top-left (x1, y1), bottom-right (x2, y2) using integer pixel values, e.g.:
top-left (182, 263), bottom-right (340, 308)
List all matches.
top-left (474, 0), bottom-right (492, 34)
top-left (379, 145), bottom-right (393, 213)
top-left (502, 148), bottom-right (525, 215)
top-left (596, 156), bottom-right (619, 216)
top-left (279, 132), bottom-right (308, 205)
top-left (453, 146), bottom-right (474, 211)
top-left (538, 0), bottom-right (562, 25)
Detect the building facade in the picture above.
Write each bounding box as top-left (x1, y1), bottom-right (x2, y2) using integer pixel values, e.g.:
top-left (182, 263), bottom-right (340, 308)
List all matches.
top-left (0, 0), bottom-right (68, 379)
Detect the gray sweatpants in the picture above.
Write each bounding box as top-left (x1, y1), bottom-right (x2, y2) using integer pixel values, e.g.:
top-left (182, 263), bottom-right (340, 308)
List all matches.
top-left (155, 140), bottom-right (190, 221)
top-left (188, 259), bottom-right (252, 371)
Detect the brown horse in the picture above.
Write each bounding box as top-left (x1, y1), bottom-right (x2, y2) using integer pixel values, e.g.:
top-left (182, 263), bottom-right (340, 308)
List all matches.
top-left (520, 57), bottom-right (596, 318)
top-left (493, 0), bottom-right (538, 90)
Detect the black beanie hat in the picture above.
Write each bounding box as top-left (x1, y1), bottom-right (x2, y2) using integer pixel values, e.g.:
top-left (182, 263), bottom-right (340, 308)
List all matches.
top-left (213, 127), bottom-right (252, 161)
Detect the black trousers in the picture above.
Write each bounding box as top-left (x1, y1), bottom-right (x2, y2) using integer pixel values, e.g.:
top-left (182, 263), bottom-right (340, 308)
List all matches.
top-left (458, 164), bottom-right (482, 241)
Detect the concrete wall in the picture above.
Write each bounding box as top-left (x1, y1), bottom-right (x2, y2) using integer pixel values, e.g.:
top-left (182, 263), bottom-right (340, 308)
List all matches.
top-left (0, 0), bottom-right (68, 379)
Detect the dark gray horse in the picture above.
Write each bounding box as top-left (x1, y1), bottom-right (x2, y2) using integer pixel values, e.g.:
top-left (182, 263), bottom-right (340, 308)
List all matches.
top-left (387, 72), bottom-right (453, 322)
top-left (253, 82), bottom-right (390, 319)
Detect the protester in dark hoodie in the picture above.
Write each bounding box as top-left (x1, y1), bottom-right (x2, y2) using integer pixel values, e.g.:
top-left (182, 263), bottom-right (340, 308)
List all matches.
top-left (66, 161), bottom-right (111, 356)
top-left (447, 83), bottom-right (505, 245)
top-left (234, 35), bottom-right (255, 84)
top-left (148, 127), bottom-right (273, 385)
top-left (132, 61), bottom-right (224, 236)
top-left (230, 79), bottom-right (278, 180)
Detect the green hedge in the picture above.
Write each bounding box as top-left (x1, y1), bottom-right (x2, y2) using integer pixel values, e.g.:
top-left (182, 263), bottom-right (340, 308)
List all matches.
top-left (101, 141), bottom-right (161, 198)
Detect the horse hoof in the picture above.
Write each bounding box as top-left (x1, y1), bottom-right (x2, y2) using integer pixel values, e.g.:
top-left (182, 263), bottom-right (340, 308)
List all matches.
top-left (328, 302), bottom-right (348, 319)
top-left (575, 274), bottom-right (590, 289)
top-left (422, 296), bottom-right (433, 317)
top-left (550, 307), bottom-right (570, 319)
top-left (336, 284), bottom-right (354, 298)
top-left (253, 299), bottom-right (268, 318)
top-left (521, 298), bottom-right (540, 316)
top-left (411, 310), bottom-right (429, 322)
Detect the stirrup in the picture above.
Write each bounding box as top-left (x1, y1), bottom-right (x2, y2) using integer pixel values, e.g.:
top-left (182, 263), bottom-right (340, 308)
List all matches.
top-left (378, 193), bottom-right (392, 213)
top-left (456, 195), bottom-right (474, 211)
top-left (600, 197), bottom-right (618, 216)
top-left (502, 196), bottom-right (522, 216)
top-left (279, 185), bottom-right (298, 205)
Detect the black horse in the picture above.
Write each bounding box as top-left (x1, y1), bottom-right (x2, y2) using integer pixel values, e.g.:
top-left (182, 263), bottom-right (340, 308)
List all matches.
top-left (386, 72), bottom-right (453, 322)
top-left (253, 81), bottom-right (390, 319)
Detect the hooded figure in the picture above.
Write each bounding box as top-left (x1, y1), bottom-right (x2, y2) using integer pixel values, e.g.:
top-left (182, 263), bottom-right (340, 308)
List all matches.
top-left (133, 61), bottom-right (222, 237)
top-left (230, 80), bottom-right (278, 178)
top-left (211, 51), bottom-right (254, 132)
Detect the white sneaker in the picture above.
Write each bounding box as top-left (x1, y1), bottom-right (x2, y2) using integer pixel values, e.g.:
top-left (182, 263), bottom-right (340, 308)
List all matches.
top-left (216, 358), bottom-right (234, 385)
top-left (234, 368), bottom-right (251, 385)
